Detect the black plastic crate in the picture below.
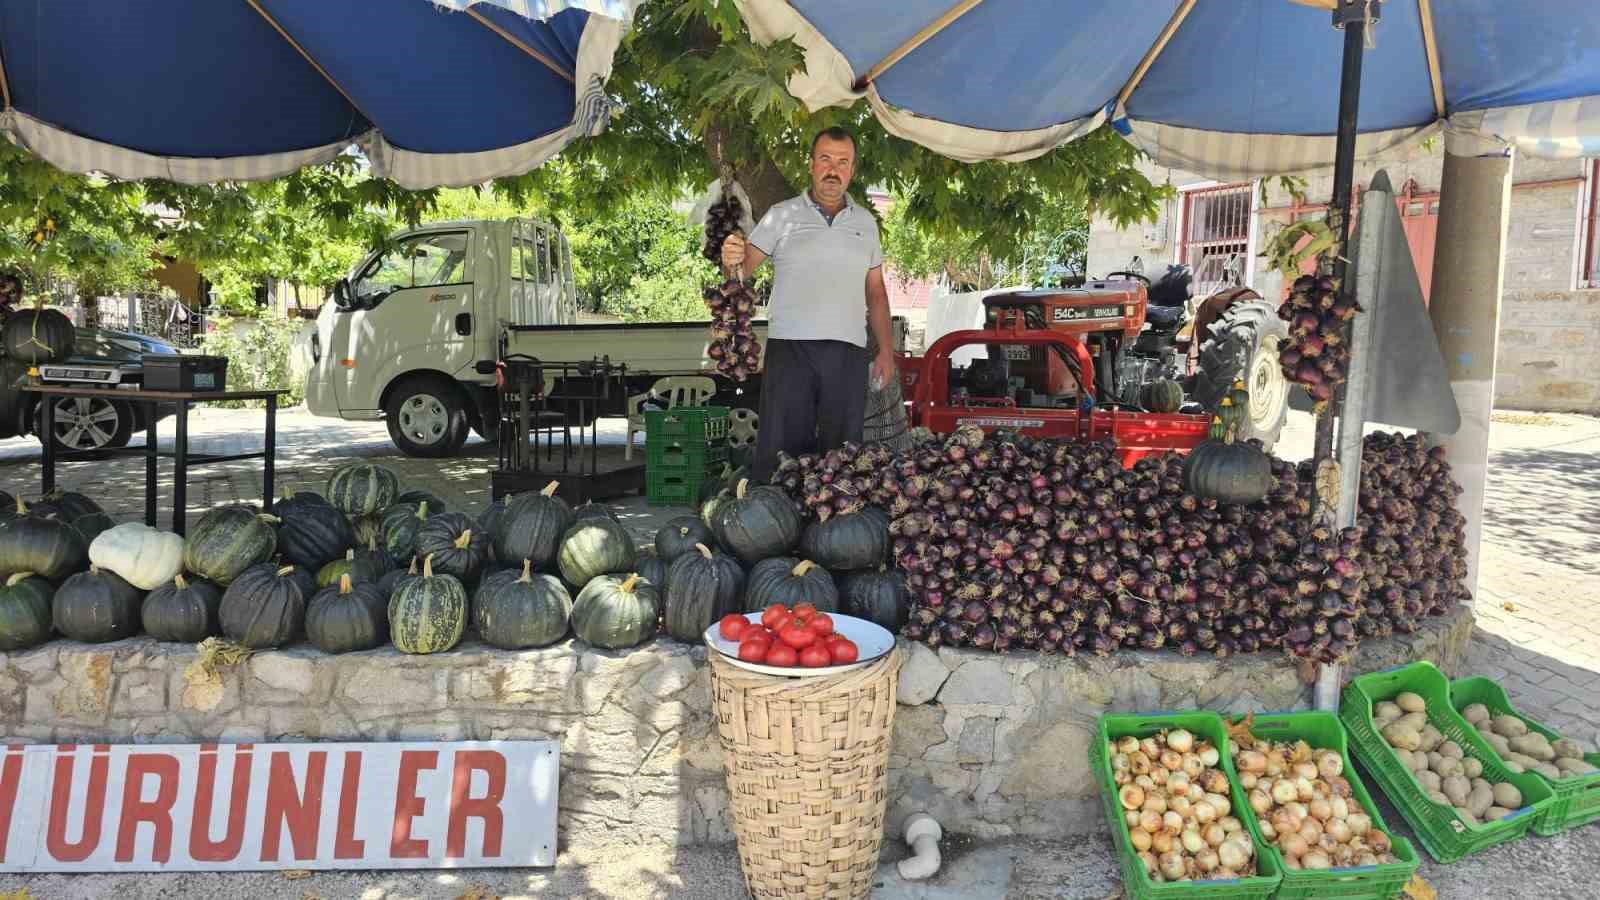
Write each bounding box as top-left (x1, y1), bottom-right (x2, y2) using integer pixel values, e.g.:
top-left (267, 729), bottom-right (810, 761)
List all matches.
top-left (142, 354), bottom-right (228, 392)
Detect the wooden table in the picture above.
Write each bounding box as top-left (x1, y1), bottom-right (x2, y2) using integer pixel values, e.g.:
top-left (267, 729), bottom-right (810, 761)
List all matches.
top-left (20, 386), bottom-right (287, 535)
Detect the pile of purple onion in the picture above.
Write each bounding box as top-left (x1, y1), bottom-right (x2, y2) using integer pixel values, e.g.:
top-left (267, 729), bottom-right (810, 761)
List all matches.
top-left (1277, 274), bottom-right (1360, 402)
top-left (771, 428), bottom-right (1466, 664)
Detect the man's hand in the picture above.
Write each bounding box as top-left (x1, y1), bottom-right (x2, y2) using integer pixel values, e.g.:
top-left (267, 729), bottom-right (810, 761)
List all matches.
top-left (871, 350), bottom-right (896, 391)
top-left (720, 232), bottom-right (746, 275)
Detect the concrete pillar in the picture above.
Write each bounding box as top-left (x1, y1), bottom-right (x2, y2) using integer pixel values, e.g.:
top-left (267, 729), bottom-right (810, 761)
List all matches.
top-left (1426, 146), bottom-right (1514, 598)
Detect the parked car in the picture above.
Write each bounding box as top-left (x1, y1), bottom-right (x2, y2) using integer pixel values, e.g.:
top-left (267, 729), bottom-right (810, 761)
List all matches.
top-left (3, 324), bottom-right (182, 454)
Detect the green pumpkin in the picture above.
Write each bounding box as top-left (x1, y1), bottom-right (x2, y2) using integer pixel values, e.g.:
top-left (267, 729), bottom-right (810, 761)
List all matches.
top-left (28, 489), bottom-right (114, 543)
top-left (141, 573), bottom-right (223, 642)
top-left (557, 518), bottom-right (637, 589)
top-left (326, 462), bottom-right (400, 516)
top-left (493, 481), bottom-right (572, 570)
top-left (0, 497), bottom-right (88, 580)
top-left (220, 563), bottom-right (310, 649)
top-left (799, 507), bottom-right (889, 571)
top-left (742, 558), bottom-right (838, 613)
top-left (306, 574), bottom-right (390, 654)
top-left (275, 491), bottom-right (354, 571)
top-left (350, 512), bottom-right (385, 550)
top-left (1183, 424), bottom-right (1273, 506)
top-left (839, 566), bottom-right (910, 632)
top-left (389, 555), bottom-right (467, 654)
top-left (664, 543), bottom-right (744, 642)
top-left (714, 479), bottom-right (802, 565)
top-left (477, 499), bottom-right (509, 563)
top-left (395, 489), bottom-right (448, 513)
top-left (184, 505), bottom-right (278, 586)
top-left (572, 502), bottom-right (620, 524)
top-left (634, 548), bottom-right (670, 594)
top-left (572, 573), bottom-right (658, 650)
top-left (53, 565), bottom-right (143, 643)
top-left (1140, 379), bottom-right (1186, 413)
top-left (378, 556), bottom-right (419, 596)
top-left (414, 512), bottom-right (487, 585)
top-left (473, 559), bottom-right (572, 650)
top-left (381, 501), bottom-right (432, 561)
top-left (0, 572), bottom-right (54, 650)
top-left (316, 545), bottom-right (388, 589)
top-left (655, 516), bottom-right (715, 563)
top-left (1213, 380), bottom-right (1251, 433)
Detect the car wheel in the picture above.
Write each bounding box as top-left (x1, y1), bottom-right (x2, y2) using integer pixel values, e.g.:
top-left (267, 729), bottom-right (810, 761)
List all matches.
top-left (37, 397), bottom-right (133, 457)
top-left (386, 377), bottom-right (468, 458)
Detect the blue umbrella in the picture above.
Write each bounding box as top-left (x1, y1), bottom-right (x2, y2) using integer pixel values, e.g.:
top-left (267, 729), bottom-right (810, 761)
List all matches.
top-left (736, 0), bottom-right (1600, 176)
top-left (0, 0), bottom-right (636, 188)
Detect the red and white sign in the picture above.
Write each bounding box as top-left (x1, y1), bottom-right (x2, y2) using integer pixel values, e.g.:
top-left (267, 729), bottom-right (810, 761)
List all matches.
top-left (0, 740), bottom-right (558, 871)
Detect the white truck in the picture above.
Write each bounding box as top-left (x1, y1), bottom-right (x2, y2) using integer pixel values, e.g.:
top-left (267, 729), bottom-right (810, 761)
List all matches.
top-left (304, 218), bottom-right (787, 457)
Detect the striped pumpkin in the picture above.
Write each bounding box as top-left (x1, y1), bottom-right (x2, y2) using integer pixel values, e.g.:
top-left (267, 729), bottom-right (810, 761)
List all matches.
top-left (183, 505), bottom-right (278, 586)
top-left (556, 517), bottom-right (636, 589)
top-left (572, 573), bottom-right (658, 650)
top-left (492, 481), bottom-right (572, 570)
top-left (381, 501), bottom-right (432, 561)
top-left (219, 563), bottom-right (310, 649)
top-left (326, 463), bottom-right (400, 516)
top-left (389, 555), bottom-right (467, 654)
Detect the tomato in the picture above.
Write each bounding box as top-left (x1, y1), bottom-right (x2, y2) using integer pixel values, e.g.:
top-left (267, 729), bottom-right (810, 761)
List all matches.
top-left (807, 613), bottom-right (834, 637)
top-left (799, 643), bottom-right (833, 667)
top-left (792, 602), bottom-right (817, 620)
top-left (829, 639), bottom-right (859, 664)
top-left (718, 614), bottom-right (749, 641)
top-left (737, 638), bottom-right (770, 663)
top-left (760, 604), bottom-right (788, 629)
top-left (765, 643), bottom-right (799, 667)
top-left (779, 622), bottom-right (816, 649)
top-left (767, 612), bottom-right (793, 636)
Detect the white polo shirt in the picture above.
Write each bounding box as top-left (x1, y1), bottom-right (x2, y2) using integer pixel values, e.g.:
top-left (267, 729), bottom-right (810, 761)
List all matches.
top-left (746, 192), bottom-right (883, 347)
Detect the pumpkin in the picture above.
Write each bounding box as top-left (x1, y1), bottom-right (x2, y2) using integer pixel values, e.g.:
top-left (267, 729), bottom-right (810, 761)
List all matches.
top-left (573, 502), bottom-right (620, 524)
top-left (0, 497), bottom-right (88, 579)
top-left (141, 573), bottom-right (224, 642)
top-left (664, 543), bottom-right (744, 642)
top-left (556, 518), bottom-right (637, 589)
top-left (473, 559), bottom-right (572, 650)
top-left (306, 574), bottom-right (390, 654)
top-left (634, 548), bottom-right (669, 594)
top-left (381, 501), bottom-right (431, 561)
top-left (699, 488), bottom-right (734, 536)
top-left (2, 307), bottom-right (76, 364)
top-left (350, 512), bottom-right (385, 550)
top-left (414, 512), bottom-right (487, 585)
top-left (655, 516), bottom-right (714, 563)
top-left (493, 481), bottom-right (572, 570)
top-left (1141, 379), bottom-right (1186, 413)
top-left (274, 491), bottom-right (354, 571)
top-left (219, 563), bottom-right (309, 649)
top-left (389, 555), bottom-right (467, 654)
top-left (477, 499), bottom-right (509, 562)
top-left (395, 489), bottom-right (448, 513)
top-left (316, 546), bottom-right (387, 588)
top-left (0, 572), bottom-right (54, 650)
top-left (0, 490), bottom-right (15, 517)
top-left (1183, 418), bottom-right (1272, 505)
top-left (88, 522), bottom-right (184, 590)
top-left (52, 565), bottom-right (143, 643)
top-left (326, 462), bottom-right (400, 515)
top-left (839, 566), bottom-right (910, 631)
top-left (571, 573), bottom-right (658, 650)
top-left (33, 490), bottom-right (114, 544)
top-left (1213, 381), bottom-right (1251, 434)
top-left (183, 505), bottom-right (277, 585)
top-left (283, 489), bottom-right (334, 507)
top-left (799, 508), bottom-right (889, 571)
top-left (714, 479), bottom-right (802, 565)
top-left (378, 556), bottom-right (419, 596)
top-left (743, 557), bottom-right (838, 613)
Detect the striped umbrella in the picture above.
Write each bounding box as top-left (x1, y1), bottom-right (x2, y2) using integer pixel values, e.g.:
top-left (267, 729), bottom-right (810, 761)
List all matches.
top-left (0, 0), bottom-right (637, 188)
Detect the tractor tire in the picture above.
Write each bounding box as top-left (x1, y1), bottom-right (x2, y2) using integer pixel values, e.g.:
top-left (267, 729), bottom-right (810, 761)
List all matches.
top-left (1194, 299), bottom-right (1290, 450)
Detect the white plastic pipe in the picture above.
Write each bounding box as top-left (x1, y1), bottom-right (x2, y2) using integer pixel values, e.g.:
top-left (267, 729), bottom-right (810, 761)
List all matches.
top-left (896, 812), bottom-right (944, 880)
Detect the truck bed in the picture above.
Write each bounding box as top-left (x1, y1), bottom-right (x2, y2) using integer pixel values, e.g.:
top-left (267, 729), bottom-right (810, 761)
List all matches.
top-left (501, 319), bottom-right (769, 378)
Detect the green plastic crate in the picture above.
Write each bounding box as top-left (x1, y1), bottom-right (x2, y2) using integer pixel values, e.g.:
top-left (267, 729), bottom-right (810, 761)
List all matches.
top-left (644, 406), bottom-right (729, 444)
top-left (1449, 676), bottom-right (1600, 836)
top-left (1221, 712), bottom-right (1419, 900)
top-left (646, 437), bottom-right (728, 472)
top-left (1340, 662), bottom-right (1554, 863)
top-left (1092, 711), bottom-right (1282, 900)
top-left (645, 468), bottom-right (708, 507)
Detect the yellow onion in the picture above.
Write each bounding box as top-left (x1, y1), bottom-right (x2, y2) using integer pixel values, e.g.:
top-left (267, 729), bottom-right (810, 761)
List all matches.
top-left (1236, 751), bottom-right (1266, 774)
top-left (1294, 777), bottom-right (1316, 802)
top-left (1159, 851), bottom-right (1186, 881)
top-left (1152, 831), bottom-right (1175, 855)
top-left (1202, 823), bottom-right (1227, 848)
top-left (1270, 808), bottom-right (1302, 836)
top-left (1203, 771), bottom-right (1231, 795)
top-left (1169, 794), bottom-right (1192, 817)
top-left (1219, 815), bottom-right (1243, 834)
top-left (1117, 736), bottom-right (1140, 755)
top-left (1217, 839), bottom-right (1249, 871)
top-left (1248, 788), bottom-right (1271, 815)
top-left (1280, 833), bottom-right (1310, 859)
top-left (1182, 754), bottom-right (1204, 779)
top-left (1346, 812), bottom-right (1372, 836)
top-left (1124, 810), bottom-right (1141, 829)
top-left (1167, 772), bottom-right (1191, 796)
top-left (1302, 850), bottom-right (1332, 870)
top-left (1139, 738), bottom-right (1160, 759)
top-left (1258, 820), bottom-right (1277, 841)
top-left (1120, 785), bottom-right (1146, 811)
top-left (1239, 772), bottom-right (1259, 790)
top-left (1271, 779), bottom-right (1298, 805)
top-left (1162, 811), bottom-right (1184, 835)
top-left (1112, 753), bottom-right (1131, 773)
top-left (1130, 828), bottom-right (1153, 852)
top-left (1195, 848), bottom-right (1219, 873)
top-left (1204, 793), bottom-right (1232, 818)
top-left (1167, 729), bottom-right (1195, 754)
top-left (1367, 830), bottom-right (1392, 854)
top-left (1142, 791), bottom-right (1169, 814)
top-left (1308, 798), bottom-right (1332, 821)
top-left (1316, 750), bottom-right (1344, 779)
top-left (1160, 750), bottom-right (1183, 772)
top-left (1192, 800), bottom-right (1218, 824)
top-left (1330, 797), bottom-right (1350, 820)
top-left (1199, 745), bottom-right (1220, 767)
top-left (1181, 829), bottom-right (1206, 854)
top-left (1130, 752), bottom-right (1152, 775)
top-left (1293, 762), bottom-right (1320, 781)
top-left (1297, 819), bottom-right (1324, 845)
top-left (1138, 850), bottom-right (1159, 876)
top-left (1325, 818), bottom-right (1353, 844)
top-left (1139, 810), bottom-right (1163, 833)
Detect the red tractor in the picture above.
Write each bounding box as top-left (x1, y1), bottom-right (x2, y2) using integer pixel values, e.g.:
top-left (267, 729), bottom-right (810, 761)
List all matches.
top-left (898, 267), bottom-right (1290, 460)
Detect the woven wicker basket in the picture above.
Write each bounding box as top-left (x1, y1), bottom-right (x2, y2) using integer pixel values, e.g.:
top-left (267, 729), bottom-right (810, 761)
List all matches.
top-left (709, 647), bottom-right (904, 900)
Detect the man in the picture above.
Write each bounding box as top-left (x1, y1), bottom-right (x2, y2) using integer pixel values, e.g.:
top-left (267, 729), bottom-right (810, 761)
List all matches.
top-left (721, 127), bottom-right (896, 483)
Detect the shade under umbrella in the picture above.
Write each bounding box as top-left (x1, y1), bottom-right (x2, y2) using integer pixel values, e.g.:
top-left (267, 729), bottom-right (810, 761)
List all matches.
top-left (736, 0), bottom-right (1600, 176)
top-left (0, 0), bottom-right (636, 188)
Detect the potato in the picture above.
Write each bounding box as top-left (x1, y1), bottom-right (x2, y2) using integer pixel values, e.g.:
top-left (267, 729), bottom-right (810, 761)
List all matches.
top-left (1419, 725), bottom-right (1445, 753)
top-left (1375, 700), bottom-right (1403, 722)
top-left (1556, 757), bottom-right (1598, 776)
top-left (1467, 784), bottom-right (1495, 818)
top-left (1535, 762), bottom-right (1562, 779)
top-left (1508, 752), bottom-right (1541, 769)
top-left (1462, 758), bottom-right (1484, 779)
top-left (1442, 775), bottom-right (1471, 806)
top-left (1396, 692), bottom-right (1426, 713)
top-left (1417, 770), bottom-right (1443, 792)
top-left (1485, 806), bottom-right (1514, 821)
top-left (1427, 789), bottom-right (1451, 806)
top-left (1398, 712), bottom-right (1428, 732)
top-left (1434, 757), bottom-right (1465, 779)
top-left (1492, 782), bottom-right (1523, 808)
top-left (1383, 723), bottom-right (1422, 752)
top-left (1409, 752), bottom-right (1431, 774)
top-left (1461, 703), bottom-right (1491, 726)
top-left (1509, 734), bottom-right (1555, 761)
top-left (1484, 733), bottom-right (1511, 756)
top-left (1552, 738), bottom-right (1586, 761)
top-left (1453, 806), bottom-right (1480, 825)
top-left (1426, 751), bottom-right (1445, 772)
top-left (1470, 777), bottom-right (1491, 794)
top-left (1438, 740), bottom-right (1465, 761)
top-left (1503, 760), bottom-right (1526, 774)
top-left (1491, 715), bottom-right (1528, 738)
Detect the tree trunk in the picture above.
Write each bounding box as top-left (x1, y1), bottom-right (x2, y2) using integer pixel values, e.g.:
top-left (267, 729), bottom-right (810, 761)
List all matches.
top-left (702, 119), bottom-right (796, 224)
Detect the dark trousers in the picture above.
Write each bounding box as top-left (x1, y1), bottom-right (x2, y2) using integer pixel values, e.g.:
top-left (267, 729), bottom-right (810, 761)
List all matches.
top-left (753, 339), bottom-right (867, 482)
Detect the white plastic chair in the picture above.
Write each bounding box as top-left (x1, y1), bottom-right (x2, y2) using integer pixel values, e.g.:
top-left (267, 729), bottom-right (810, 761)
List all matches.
top-left (625, 375), bottom-right (717, 460)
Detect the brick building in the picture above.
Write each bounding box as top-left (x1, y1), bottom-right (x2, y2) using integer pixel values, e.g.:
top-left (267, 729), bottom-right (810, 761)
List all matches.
top-left (1085, 146), bottom-right (1600, 413)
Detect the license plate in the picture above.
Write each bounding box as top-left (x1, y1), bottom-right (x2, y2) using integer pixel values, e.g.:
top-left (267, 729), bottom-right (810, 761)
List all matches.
top-left (1003, 346), bottom-right (1034, 360)
top-left (1053, 304), bottom-right (1121, 322)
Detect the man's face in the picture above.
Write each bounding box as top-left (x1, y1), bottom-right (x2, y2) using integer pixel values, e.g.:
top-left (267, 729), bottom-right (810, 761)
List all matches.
top-left (809, 136), bottom-right (855, 206)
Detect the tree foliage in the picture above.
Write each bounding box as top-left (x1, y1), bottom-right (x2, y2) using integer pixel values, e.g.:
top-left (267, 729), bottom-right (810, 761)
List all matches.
top-left (881, 192), bottom-right (1090, 292)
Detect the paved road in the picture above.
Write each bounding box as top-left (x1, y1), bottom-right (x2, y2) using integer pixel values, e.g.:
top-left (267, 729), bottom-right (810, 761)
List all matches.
top-left (0, 406), bottom-right (1595, 898)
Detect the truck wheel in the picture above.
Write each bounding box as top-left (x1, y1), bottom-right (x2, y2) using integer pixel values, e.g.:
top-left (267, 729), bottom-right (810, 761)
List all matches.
top-left (1194, 299), bottom-right (1290, 449)
top-left (36, 397), bottom-right (133, 457)
top-left (386, 377), bottom-right (468, 458)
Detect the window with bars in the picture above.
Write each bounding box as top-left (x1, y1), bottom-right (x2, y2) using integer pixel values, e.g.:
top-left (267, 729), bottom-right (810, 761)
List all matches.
top-left (1179, 183), bottom-right (1253, 295)
top-left (1584, 159), bottom-right (1600, 288)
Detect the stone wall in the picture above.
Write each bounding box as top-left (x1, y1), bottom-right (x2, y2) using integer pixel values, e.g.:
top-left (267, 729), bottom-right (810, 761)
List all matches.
top-left (0, 606), bottom-right (1473, 848)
